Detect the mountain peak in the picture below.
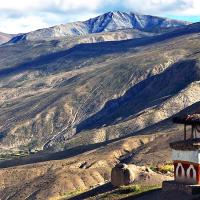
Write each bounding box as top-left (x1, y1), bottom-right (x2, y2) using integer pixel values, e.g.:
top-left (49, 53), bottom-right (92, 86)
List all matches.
top-left (107, 11), bottom-right (126, 15)
top-left (8, 11), bottom-right (191, 43)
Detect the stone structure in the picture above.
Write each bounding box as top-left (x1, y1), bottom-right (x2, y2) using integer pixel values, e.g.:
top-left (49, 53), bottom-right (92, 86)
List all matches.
top-left (171, 114), bottom-right (200, 184)
top-left (163, 114), bottom-right (200, 197)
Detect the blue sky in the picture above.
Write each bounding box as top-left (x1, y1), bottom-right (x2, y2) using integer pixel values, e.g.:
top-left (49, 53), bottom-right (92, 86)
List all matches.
top-left (0, 0), bottom-right (199, 34)
top-left (166, 15), bottom-right (200, 22)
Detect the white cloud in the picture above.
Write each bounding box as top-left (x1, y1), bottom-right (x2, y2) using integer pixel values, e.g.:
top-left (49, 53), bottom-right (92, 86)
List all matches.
top-left (0, 0), bottom-right (102, 33)
top-left (0, 15), bottom-right (49, 34)
top-left (0, 11), bottom-right (101, 33)
top-left (123, 0), bottom-right (200, 16)
top-left (0, 0), bottom-right (101, 12)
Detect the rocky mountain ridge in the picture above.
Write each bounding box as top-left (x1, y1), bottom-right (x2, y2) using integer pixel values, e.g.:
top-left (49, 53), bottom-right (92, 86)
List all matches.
top-left (9, 11), bottom-right (190, 43)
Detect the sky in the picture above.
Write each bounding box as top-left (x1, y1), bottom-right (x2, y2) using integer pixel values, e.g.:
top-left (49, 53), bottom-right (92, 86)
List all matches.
top-left (0, 0), bottom-right (199, 34)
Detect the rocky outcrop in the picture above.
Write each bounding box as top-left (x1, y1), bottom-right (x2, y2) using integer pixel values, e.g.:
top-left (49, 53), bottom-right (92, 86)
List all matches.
top-left (111, 163), bottom-right (173, 187)
top-left (111, 163), bottom-right (136, 186)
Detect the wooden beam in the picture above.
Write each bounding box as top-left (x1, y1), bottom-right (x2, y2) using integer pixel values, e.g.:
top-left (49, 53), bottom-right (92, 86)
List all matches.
top-left (191, 125), bottom-right (194, 139)
top-left (184, 124), bottom-right (186, 140)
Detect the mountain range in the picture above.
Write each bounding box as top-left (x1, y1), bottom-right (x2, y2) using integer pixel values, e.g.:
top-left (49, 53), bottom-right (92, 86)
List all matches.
top-left (7, 11), bottom-right (190, 43)
top-left (0, 11), bottom-right (199, 199)
top-left (0, 11), bottom-right (198, 153)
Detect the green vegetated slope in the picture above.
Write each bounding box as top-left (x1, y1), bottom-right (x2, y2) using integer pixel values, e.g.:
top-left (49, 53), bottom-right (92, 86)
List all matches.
top-left (0, 23), bottom-right (199, 155)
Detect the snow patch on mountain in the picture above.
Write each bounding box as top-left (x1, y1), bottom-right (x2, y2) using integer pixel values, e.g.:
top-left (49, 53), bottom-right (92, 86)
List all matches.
top-left (9, 11), bottom-right (190, 43)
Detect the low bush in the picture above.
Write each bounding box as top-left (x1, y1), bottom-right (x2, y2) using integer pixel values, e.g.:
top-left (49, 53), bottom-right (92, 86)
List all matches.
top-left (158, 164), bottom-right (174, 173)
top-left (118, 184), bottom-right (141, 194)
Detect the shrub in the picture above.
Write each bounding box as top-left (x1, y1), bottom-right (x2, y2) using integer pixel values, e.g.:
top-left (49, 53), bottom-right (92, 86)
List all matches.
top-left (158, 164), bottom-right (174, 173)
top-left (118, 184), bottom-right (141, 194)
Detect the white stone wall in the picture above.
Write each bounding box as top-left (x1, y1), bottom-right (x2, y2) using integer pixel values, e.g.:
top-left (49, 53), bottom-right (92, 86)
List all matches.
top-left (172, 149), bottom-right (200, 164)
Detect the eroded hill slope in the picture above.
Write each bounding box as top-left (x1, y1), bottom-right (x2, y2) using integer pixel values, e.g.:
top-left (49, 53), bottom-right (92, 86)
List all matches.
top-left (0, 23), bottom-right (199, 154)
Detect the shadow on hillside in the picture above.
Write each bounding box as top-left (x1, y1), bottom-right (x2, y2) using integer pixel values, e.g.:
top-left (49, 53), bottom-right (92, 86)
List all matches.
top-left (0, 117), bottom-right (172, 169)
top-left (0, 23), bottom-right (199, 78)
top-left (68, 184), bottom-right (161, 200)
top-left (1, 100), bottom-right (200, 169)
top-left (121, 188), bottom-right (161, 200)
top-left (0, 134), bottom-right (137, 169)
top-left (76, 59), bottom-right (198, 133)
top-left (68, 182), bottom-right (114, 200)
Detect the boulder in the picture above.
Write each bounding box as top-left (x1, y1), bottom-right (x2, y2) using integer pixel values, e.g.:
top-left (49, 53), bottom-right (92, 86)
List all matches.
top-left (111, 163), bottom-right (136, 187)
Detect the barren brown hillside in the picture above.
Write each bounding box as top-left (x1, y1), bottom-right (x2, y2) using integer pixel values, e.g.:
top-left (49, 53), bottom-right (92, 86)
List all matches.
top-left (0, 23), bottom-right (199, 155)
top-left (1, 99), bottom-right (198, 199)
top-left (0, 16), bottom-right (199, 200)
top-left (0, 131), bottom-right (176, 200)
